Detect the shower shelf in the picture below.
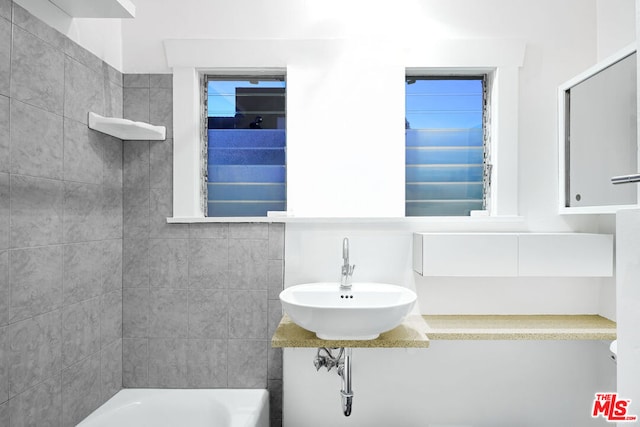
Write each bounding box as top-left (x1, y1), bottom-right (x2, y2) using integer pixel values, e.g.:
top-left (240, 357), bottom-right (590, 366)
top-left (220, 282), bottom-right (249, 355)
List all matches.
top-left (88, 112), bottom-right (166, 141)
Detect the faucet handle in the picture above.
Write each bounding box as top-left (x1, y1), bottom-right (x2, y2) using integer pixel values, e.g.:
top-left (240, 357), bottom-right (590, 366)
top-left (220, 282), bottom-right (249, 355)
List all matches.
top-left (340, 264), bottom-right (355, 277)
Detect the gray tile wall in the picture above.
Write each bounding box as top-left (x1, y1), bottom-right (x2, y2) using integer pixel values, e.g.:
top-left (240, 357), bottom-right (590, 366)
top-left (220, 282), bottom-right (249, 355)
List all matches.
top-left (121, 75), bottom-right (284, 426)
top-left (0, 2), bottom-right (123, 426)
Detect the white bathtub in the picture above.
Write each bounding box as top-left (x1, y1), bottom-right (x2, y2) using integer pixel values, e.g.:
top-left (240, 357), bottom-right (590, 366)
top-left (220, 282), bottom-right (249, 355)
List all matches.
top-left (77, 389), bottom-right (269, 427)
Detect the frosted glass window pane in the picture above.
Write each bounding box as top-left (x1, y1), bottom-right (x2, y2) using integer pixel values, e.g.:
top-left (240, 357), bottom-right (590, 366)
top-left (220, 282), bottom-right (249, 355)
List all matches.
top-left (405, 77), bottom-right (485, 216)
top-left (206, 77), bottom-right (286, 217)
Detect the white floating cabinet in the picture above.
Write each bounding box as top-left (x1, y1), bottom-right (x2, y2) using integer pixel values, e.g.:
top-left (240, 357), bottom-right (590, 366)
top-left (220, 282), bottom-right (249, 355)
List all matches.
top-left (413, 233), bottom-right (518, 277)
top-left (518, 233), bottom-right (613, 277)
top-left (413, 232), bottom-right (613, 277)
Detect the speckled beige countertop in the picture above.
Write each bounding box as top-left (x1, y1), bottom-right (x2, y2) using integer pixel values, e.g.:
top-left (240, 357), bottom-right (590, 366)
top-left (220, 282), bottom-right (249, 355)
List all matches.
top-left (272, 314), bottom-right (616, 348)
top-left (422, 314), bottom-right (616, 340)
top-left (271, 315), bottom-right (430, 348)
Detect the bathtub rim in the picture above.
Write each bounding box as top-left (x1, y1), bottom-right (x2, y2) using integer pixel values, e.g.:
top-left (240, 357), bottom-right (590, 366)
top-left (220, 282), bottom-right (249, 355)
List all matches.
top-left (77, 388), bottom-right (270, 427)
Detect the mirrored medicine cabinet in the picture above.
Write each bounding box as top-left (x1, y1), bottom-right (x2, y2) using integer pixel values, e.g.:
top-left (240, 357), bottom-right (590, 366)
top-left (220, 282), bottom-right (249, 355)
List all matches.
top-left (559, 44), bottom-right (638, 214)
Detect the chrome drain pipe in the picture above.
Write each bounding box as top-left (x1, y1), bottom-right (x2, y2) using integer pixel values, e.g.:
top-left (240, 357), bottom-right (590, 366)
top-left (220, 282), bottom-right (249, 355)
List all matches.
top-left (313, 347), bottom-right (354, 417)
top-left (339, 348), bottom-right (353, 416)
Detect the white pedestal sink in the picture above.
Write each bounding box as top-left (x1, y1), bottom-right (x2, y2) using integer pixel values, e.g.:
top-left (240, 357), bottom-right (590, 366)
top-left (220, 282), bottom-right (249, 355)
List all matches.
top-left (279, 282), bottom-right (417, 340)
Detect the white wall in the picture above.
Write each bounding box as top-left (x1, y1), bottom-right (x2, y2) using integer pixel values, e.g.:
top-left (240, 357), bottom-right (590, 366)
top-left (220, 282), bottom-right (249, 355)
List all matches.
top-left (123, 0), bottom-right (530, 73)
top-left (125, 0), bottom-right (598, 220)
top-left (597, 0), bottom-right (636, 60)
top-left (285, 223), bottom-right (608, 316)
top-left (162, 11), bottom-right (523, 218)
top-left (283, 222), bottom-right (615, 426)
top-left (284, 342), bottom-right (616, 427)
top-left (286, 45), bottom-right (406, 217)
top-left (282, 1), bottom-right (627, 425)
top-left (14, 0), bottom-right (123, 69)
top-left (6, 0), bottom-right (634, 424)
top-left (610, 3), bottom-right (640, 421)
top-left (117, 0), bottom-right (633, 425)
top-left (615, 209), bottom-right (640, 423)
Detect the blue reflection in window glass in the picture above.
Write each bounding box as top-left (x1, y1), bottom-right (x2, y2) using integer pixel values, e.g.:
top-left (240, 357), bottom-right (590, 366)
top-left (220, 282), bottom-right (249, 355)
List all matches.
top-left (207, 78), bottom-right (286, 217)
top-left (406, 77), bottom-right (484, 216)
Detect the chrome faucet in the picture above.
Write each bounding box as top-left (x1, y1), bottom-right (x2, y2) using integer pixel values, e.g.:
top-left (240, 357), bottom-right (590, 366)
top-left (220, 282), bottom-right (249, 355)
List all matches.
top-left (340, 238), bottom-right (356, 289)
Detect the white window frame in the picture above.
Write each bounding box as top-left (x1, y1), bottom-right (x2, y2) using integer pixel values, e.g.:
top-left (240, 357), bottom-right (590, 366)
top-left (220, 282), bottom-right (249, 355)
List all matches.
top-left (164, 38), bottom-right (524, 222)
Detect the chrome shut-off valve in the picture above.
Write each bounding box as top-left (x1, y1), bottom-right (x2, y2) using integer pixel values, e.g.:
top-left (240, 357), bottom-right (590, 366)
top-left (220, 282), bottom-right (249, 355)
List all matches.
top-left (313, 347), bottom-right (343, 372)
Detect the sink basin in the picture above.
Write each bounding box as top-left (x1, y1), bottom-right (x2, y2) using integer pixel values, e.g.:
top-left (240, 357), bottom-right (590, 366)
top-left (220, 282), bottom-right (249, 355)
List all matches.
top-left (279, 282), bottom-right (417, 340)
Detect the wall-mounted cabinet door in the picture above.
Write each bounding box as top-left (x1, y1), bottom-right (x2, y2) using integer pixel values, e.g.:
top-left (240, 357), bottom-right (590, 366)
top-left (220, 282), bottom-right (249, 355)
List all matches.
top-left (559, 44), bottom-right (638, 214)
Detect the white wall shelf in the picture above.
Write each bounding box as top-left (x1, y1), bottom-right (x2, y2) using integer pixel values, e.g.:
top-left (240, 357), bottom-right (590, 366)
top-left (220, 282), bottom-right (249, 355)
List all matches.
top-left (88, 112), bottom-right (165, 141)
top-left (413, 232), bottom-right (613, 277)
top-left (48, 0), bottom-right (136, 18)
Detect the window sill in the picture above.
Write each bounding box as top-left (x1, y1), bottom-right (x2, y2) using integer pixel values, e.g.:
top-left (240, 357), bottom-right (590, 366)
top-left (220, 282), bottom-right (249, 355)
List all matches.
top-left (166, 215), bottom-right (525, 225)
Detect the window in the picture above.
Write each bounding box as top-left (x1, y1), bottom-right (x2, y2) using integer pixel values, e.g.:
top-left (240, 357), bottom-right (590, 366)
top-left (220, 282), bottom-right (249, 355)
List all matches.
top-left (205, 76), bottom-right (286, 217)
top-left (405, 76), bottom-right (488, 216)
top-left (168, 40), bottom-right (521, 220)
